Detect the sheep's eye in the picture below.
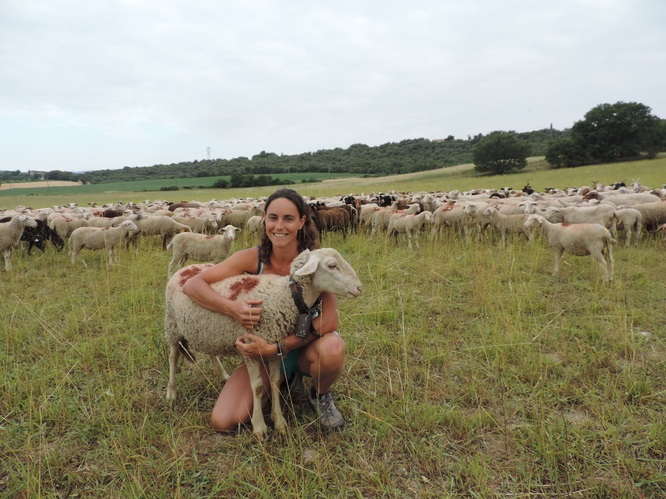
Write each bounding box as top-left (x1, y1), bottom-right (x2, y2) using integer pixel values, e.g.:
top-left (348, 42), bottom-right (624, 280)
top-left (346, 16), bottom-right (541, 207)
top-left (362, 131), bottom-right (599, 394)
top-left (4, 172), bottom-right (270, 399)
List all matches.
top-left (328, 263), bottom-right (338, 270)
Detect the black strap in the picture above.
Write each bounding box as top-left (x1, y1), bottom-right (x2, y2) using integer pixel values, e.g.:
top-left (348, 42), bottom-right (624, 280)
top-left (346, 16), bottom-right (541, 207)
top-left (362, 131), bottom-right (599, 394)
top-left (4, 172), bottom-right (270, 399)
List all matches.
top-left (289, 279), bottom-right (311, 314)
top-left (289, 278), bottom-right (322, 338)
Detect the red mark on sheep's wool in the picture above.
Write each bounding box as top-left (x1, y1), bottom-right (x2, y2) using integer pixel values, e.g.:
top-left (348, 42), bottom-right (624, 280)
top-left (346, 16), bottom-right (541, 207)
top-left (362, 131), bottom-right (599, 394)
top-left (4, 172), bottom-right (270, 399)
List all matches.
top-left (205, 235), bottom-right (214, 239)
top-left (561, 223), bottom-right (572, 227)
top-left (228, 276), bottom-right (260, 300)
top-left (178, 266), bottom-right (204, 287)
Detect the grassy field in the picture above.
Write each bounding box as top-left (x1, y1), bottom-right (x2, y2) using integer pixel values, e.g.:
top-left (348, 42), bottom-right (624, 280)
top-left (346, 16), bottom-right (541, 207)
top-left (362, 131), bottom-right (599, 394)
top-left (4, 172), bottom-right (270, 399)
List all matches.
top-left (1, 158), bottom-right (665, 497)
top-left (1, 155), bottom-right (664, 209)
top-left (0, 172), bottom-right (357, 201)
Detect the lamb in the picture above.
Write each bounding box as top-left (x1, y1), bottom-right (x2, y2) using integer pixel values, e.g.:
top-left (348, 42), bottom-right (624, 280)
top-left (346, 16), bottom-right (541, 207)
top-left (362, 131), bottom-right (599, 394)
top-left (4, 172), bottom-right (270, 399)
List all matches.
top-left (0, 215), bottom-right (38, 271)
top-left (524, 214), bottom-right (616, 282)
top-left (69, 220), bottom-right (139, 266)
top-left (388, 211), bottom-right (432, 248)
top-left (167, 224), bottom-right (241, 277)
top-left (164, 248), bottom-right (363, 438)
top-left (614, 207), bottom-right (643, 247)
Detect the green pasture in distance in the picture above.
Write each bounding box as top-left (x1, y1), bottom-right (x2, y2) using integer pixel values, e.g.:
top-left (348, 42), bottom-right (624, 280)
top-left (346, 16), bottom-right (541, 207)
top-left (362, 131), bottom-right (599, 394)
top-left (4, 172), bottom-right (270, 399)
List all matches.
top-left (1, 156), bottom-right (664, 209)
top-left (0, 172), bottom-right (357, 198)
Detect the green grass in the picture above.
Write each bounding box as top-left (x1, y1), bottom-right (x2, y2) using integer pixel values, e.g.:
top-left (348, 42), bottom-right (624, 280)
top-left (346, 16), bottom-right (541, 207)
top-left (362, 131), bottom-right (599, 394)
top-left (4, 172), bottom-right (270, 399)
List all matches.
top-left (1, 159), bottom-right (665, 496)
top-left (0, 172), bottom-right (357, 200)
top-left (1, 155), bottom-right (664, 209)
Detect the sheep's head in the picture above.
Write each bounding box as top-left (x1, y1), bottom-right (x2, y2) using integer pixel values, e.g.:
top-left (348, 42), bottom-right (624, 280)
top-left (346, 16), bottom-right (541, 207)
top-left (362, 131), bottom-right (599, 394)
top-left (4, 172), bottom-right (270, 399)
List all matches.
top-left (291, 248), bottom-right (362, 301)
top-left (120, 220), bottom-right (139, 235)
top-left (524, 214), bottom-right (545, 230)
top-left (219, 225), bottom-right (240, 239)
top-left (544, 207), bottom-right (562, 223)
top-left (18, 215), bottom-right (38, 228)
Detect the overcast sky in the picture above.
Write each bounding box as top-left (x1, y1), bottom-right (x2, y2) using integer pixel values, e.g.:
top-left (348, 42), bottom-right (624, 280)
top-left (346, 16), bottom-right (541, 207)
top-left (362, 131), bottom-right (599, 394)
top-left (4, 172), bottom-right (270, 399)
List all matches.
top-left (1, 0), bottom-right (664, 172)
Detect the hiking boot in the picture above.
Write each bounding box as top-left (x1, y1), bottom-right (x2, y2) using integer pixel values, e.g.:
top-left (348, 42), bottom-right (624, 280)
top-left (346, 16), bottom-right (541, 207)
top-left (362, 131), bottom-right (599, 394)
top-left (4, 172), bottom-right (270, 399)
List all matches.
top-left (308, 386), bottom-right (345, 431)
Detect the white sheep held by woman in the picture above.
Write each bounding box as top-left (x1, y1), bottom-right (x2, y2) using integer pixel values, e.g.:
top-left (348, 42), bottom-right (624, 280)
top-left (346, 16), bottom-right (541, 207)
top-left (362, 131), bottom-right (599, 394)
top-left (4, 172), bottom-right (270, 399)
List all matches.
top-left (164, 247), bottom-right (363, 438)
top-left (166, 224), bottom-right (240, 277)
top-left (524, 214), bottom-right (616, 282)
top-left (69, 220), bottom-right (139, 266)
top-left (0, 214), bottom-right (38, 271)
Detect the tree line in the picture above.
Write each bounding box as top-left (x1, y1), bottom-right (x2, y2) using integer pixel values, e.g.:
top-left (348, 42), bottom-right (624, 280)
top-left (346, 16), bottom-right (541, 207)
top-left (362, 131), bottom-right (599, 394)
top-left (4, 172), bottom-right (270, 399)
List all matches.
top-left (2, 101), bottom-right (664, 184)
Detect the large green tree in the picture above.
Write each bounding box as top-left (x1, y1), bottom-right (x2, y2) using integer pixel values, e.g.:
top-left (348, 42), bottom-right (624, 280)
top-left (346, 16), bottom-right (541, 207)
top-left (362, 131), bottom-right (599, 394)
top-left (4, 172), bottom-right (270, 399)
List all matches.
top-left (546, 101), bottom-right (664, 167)
top-left (473, 131), bottom-right (530, 175)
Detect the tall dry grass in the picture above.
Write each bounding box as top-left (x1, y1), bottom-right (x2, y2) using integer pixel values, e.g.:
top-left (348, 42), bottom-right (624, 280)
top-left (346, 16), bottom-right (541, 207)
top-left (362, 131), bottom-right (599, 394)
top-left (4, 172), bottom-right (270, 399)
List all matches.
top-left (1, 218), bottom-right (664, 496)
top-left (1, 158), bottom-right (665, 496)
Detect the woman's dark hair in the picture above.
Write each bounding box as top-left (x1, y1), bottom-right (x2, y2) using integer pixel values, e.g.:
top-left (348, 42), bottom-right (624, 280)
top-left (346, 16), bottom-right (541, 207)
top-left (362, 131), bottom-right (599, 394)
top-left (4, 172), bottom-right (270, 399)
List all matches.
top-left (258, 188), bottom-right (320, 264)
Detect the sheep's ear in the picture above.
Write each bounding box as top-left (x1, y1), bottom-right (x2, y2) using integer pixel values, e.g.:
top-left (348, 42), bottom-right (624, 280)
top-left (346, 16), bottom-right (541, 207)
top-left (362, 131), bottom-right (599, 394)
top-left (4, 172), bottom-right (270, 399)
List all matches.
top-left (293, 251), bottom-right (319, 277)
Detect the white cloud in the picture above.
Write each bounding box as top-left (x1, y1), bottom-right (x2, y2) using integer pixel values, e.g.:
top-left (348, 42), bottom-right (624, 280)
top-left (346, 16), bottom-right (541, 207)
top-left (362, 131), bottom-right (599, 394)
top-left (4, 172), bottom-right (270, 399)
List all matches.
top-left (0, 0), bottom-right (664, 171)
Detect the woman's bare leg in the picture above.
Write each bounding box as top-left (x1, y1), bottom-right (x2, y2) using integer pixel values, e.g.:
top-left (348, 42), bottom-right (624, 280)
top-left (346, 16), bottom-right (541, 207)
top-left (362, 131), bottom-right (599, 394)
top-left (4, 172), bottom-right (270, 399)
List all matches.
top-left (210, 362), bottom-right (272, 432)
top-left (298, 333), bottom-right (345, 394)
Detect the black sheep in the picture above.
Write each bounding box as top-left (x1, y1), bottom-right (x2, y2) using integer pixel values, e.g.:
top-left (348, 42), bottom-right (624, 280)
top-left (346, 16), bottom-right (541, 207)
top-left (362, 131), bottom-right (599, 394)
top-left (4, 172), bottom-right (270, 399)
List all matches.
top-left (0, 217), bottom-right (65, 254)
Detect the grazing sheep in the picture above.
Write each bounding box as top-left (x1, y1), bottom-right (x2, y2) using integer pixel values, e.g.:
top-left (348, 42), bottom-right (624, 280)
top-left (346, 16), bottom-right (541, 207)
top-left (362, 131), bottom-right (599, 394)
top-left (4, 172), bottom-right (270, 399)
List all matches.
top-left (48, 214), bottom-right (90, 240)
top-left (164, 248), bottom-right (363, 438)
top-left (597, 192), bottom-right (661, 206)
top-left (217, 205), bottom-right (263, 229)
top-left (524, 214), bottom-right (616, 282)
top-left (167, 224), bottom-right (241, 277)
top-left (0, 215), bottom-right (38, 271)
top-left (615, 208), bottom-right (643, 247)
top-left (482, 206), bottom-right (531, 245)
top-left (359, 203), bottom-right (380, 231)
top-left (430, 202), bottom-right (471, 241)
top-left (462, 202), bottom-right (495, 240)
top-left (370, 203), bottom-right (419, 236)
top-left (128, 214), bottom-right (192, 249)
top-left (311, 206), bottom-right (352, 239)
top-left (544, 204), bottom-right (617, 237)
top-left (388, 211), bottom-right (432, 248)
top-left (632, 201), bottom-right (666, 233)
top-left (69, 220), bottom-right (139, 266)
top-left (0, 217), bottom-right (64, 254)
top-left (245, 215), bottom-right (263, 237)
top-left (171, 214), bottom-right (219, 235)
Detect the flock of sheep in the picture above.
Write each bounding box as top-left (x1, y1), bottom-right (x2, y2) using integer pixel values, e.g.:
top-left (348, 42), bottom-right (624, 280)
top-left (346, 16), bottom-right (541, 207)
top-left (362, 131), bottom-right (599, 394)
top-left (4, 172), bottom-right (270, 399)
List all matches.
top-left (2, 181), bottom-right (664, 436)
top-left (1, 181), bottom-right (665, 281)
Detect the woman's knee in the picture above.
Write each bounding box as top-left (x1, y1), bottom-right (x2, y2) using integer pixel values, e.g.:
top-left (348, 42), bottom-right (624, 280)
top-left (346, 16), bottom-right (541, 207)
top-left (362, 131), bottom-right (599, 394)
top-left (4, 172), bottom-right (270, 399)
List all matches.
top-left (308, 333), bottom-right (346, 370)
top-left (211, 413), bottom-right (238, 433)
top-left (322, 332), bottom-right (345, 360)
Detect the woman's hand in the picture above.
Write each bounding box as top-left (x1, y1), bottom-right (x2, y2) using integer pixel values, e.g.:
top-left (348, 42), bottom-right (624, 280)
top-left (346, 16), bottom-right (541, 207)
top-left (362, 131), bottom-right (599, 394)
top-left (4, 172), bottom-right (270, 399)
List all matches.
top-left (235, 333), bottom-right (273, 359)
top-left (228, 299), bottom-right (263, 329)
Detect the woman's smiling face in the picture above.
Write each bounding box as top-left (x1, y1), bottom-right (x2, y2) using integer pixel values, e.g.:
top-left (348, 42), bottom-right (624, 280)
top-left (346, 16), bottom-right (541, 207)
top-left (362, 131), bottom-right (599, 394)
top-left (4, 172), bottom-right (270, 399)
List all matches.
top-left (264, 197), bottom-right (305, 248)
